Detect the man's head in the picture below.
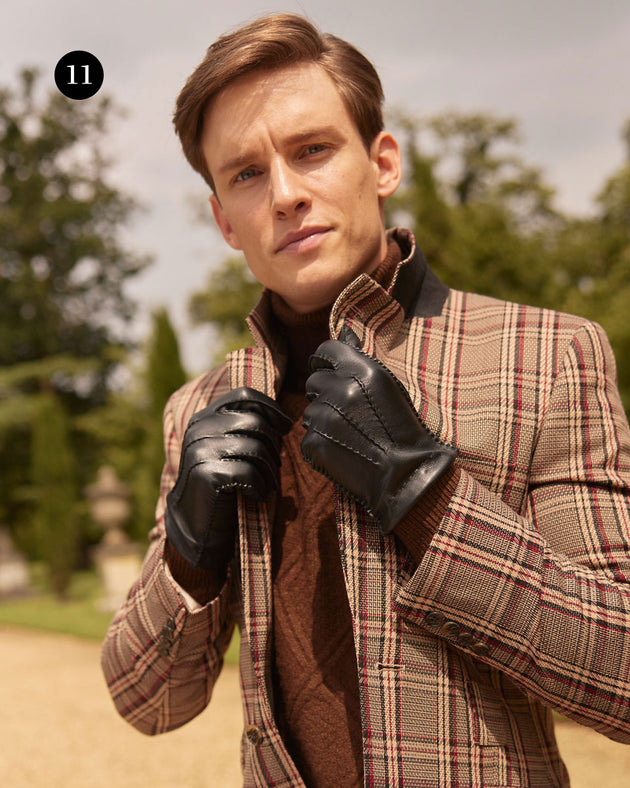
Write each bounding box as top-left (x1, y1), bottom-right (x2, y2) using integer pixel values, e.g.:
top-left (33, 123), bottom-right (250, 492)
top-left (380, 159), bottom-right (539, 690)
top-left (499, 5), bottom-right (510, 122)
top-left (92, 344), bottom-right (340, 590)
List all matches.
top-left (174, 14), bottom-right (401, 313)
top-left (174, 13), bottom-right (386, 191)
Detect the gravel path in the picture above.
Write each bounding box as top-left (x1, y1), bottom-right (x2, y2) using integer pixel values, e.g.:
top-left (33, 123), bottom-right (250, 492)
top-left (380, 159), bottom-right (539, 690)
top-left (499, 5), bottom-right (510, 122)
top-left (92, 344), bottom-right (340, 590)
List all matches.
top-left (2, 626), bottom-right (630, 787)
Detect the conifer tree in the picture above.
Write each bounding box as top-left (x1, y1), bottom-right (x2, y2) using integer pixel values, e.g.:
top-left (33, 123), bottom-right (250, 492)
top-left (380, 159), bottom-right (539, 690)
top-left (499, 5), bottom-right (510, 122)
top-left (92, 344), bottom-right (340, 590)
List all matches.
top-left (30, 392), bottom-right (78, 598)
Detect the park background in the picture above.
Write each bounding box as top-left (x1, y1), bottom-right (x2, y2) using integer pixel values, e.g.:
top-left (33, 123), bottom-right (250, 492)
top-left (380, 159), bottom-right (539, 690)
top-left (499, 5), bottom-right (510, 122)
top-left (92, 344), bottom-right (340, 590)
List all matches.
top-left (1, 0), bottom-right (630, 785)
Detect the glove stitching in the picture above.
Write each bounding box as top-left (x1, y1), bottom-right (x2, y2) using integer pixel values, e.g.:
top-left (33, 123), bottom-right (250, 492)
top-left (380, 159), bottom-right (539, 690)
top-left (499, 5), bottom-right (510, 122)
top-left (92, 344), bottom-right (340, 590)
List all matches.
top-left (361, 353), bottom-right (457, 452)
top-left (305, 424), bottom-right (378, 465)
top-left (219, 455), bottom-right (280, 492)
top-left (309, 349), bottom-right (397, 444)
top-left (301, 453), bottom-right (380, 523)
top-left (351, 373), bottom-right (396, 443)
top-left (319, 397), bottom-right (387, 452)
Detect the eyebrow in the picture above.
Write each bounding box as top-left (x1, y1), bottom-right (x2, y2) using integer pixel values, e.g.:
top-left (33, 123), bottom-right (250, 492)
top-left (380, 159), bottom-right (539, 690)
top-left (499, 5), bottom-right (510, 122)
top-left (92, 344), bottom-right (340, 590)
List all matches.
top-left (216, 125), bottom-right (343, 177)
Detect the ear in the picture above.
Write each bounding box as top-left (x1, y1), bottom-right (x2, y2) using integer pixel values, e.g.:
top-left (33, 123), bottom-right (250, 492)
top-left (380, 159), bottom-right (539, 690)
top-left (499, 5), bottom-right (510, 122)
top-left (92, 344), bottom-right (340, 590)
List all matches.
top-left (209, 194), bottom-right (243, 250)
top-left (370, 131), bottom-right (402, 199)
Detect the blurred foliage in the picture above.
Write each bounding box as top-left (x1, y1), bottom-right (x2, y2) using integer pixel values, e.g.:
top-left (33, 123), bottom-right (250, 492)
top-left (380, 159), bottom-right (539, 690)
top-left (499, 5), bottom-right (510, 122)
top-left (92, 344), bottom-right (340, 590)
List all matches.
top-left (77, 308), bottom-right (188, 542)
top-left (188, 254), bottom-right (263, 366)
top-left (385, 111), bottom-right (630, 411)
top-left (133, 307), bottom-right (187, 540)
top-left (29, 392), bottom-right (78, 598)
top-left (0, 67), bottom-right (150, 574)
top-left (0, 566), bottom-right (115, 640)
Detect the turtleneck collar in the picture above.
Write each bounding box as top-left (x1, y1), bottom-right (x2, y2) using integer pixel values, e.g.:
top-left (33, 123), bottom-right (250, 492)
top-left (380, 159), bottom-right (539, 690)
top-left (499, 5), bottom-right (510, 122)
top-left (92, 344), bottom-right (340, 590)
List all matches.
top-left (269, 236), bottom-right (403, 392)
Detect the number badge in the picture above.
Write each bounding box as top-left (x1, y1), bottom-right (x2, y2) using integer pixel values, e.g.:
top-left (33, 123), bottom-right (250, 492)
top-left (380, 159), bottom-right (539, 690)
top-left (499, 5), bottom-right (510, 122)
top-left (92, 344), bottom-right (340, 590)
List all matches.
top-left (54, 51), bottom-right (104, 100)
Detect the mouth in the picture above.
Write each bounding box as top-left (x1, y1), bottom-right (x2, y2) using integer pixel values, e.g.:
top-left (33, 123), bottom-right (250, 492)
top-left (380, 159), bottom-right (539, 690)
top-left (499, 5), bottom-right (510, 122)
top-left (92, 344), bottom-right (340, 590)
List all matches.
top-left (275, 226), bottom-right (331, 254)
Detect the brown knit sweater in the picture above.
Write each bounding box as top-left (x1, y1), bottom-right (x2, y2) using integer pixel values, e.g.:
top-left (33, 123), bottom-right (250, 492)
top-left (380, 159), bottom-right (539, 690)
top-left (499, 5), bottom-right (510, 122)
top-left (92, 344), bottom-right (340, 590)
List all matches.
top-left (269, 300), bottom-right (362, 787)
top-left (166, 240), bottom-right (460, 785)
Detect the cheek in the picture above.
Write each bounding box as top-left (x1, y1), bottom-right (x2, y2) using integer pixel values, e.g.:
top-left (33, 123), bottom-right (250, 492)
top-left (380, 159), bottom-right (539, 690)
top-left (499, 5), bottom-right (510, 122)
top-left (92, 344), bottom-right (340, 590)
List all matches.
top-left (226, 207), bottom-right (266, 253)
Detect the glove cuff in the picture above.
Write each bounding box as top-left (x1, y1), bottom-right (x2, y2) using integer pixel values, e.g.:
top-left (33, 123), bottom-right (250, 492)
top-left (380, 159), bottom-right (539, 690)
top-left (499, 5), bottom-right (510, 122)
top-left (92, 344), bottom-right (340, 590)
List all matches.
top-left (377, 447), bottom-right (458, 535)
top-left (393, 465), bottom-right (461, 560)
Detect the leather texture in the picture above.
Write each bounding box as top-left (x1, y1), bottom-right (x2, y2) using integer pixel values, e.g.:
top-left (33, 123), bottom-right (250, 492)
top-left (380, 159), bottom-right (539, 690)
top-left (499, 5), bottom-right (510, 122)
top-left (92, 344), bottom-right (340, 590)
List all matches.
top-left (165, 386), bottom-right (292, 568)
top-left (302, 340), bottom-right (457, 534)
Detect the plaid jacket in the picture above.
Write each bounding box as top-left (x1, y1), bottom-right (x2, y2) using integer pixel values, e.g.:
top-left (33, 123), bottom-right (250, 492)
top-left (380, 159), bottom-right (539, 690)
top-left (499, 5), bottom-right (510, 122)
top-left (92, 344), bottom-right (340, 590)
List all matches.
top-left (102, 229), bottom-right (630, 787)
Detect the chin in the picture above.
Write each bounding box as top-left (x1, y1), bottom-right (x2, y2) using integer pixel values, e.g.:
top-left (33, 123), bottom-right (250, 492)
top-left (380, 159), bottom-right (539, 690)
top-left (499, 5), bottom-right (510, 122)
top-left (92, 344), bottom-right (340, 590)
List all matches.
top-left (285, 285), bottom-right (350, 315)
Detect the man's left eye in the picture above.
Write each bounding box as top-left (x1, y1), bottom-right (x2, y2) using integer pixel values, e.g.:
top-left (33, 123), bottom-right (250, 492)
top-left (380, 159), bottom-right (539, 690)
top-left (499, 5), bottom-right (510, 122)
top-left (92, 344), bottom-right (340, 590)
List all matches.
top-left (303, 144), bottom-right (326, 156)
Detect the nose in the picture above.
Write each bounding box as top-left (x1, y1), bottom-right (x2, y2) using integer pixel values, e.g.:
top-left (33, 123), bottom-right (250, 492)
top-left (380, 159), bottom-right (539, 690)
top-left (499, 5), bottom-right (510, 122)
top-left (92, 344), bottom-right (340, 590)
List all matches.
top-left (269, 158), bottom-right (310, 218)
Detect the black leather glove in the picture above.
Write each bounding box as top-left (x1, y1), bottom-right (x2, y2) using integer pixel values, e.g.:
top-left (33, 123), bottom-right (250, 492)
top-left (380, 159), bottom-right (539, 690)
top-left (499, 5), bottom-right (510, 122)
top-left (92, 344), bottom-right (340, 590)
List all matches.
top-left (302, 340), bottom-right (457, 535)
top-left (165, 387), bottom-right (292, 569)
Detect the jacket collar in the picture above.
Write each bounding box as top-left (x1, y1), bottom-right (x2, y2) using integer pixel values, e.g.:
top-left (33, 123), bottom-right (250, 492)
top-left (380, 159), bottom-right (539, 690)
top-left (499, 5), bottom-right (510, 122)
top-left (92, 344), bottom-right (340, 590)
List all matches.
top-left (245, 228), bottom-right (449, 351)
top-left (387, 228), bottom-right (449, 319)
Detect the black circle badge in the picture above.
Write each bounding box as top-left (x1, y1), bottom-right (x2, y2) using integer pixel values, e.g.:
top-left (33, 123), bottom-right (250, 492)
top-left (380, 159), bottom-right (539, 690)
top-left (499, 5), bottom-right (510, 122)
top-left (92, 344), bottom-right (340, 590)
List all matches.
top-left (54, 51), bottom-right (104, 100)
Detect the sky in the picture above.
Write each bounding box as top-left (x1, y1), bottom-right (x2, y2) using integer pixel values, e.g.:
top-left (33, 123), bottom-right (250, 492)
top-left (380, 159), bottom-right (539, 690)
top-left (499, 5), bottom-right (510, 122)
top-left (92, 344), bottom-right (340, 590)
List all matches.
top-left (2, 0), bottom-right (629, 374)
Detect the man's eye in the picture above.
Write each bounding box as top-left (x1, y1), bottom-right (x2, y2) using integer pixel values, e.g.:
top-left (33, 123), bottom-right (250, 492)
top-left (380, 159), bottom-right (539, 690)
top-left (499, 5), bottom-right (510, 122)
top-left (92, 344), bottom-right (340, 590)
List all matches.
top-left (234, 167), bottom-right (258, 183)
top-left (304, 144), bottom-right (326, 156)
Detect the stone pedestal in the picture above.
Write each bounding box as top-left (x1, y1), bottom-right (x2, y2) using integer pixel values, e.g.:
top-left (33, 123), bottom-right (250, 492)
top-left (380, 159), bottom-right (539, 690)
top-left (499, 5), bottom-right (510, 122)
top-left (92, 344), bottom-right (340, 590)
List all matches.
top-left (0, 527), bottom-right (30, 597)
top-left (85, 466), bottom-right (142, 612)
top-left (92, 541), bottom-right (142, 612)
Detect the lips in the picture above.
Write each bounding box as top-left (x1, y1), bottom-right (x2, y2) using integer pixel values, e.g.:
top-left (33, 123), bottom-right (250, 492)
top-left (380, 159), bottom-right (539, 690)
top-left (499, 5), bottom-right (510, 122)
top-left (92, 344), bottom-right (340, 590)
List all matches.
top-left (275, 226), bottom-right (331, 253)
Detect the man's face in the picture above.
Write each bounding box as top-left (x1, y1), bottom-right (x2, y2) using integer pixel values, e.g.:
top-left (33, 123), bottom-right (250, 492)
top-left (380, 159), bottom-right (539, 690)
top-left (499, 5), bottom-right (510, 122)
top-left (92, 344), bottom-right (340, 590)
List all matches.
top-left (202, 62), bottom-right (401, 313)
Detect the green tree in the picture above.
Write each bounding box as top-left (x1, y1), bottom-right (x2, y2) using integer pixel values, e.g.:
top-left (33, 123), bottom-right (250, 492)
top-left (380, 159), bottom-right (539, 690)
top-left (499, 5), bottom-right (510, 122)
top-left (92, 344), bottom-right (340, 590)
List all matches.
top-left (30, 392), bottom-right (79, 598)
top-left (388, 111), bottom-right (561, 306)
top-left (0, 67), bottom-right (150, 544)
top-left (188, 254), bottom-right (262, 366)
top-left (133, 308), bottom-right (188, 539)
top-left (145, 308), bottom-right (188, 421)
top-left (77, 308), bottom-right (188, 541)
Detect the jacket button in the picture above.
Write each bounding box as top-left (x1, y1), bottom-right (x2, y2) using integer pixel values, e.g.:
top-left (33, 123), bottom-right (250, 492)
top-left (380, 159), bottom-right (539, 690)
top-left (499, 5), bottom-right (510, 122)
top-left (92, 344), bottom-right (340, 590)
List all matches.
top-left (246, 725), bottom-right (263, 745)
top-left (156, 642), bottom-right (170, 657)
top-left (424, 611), bottom-right (445, 628)
top-left (439, 620), bottom-right (461, 639)
top-left (164, 617), bottom-right (176, 632)
top-left (456, 631), bottom-right (475, 648)
top-left (471, 641), bottom-right (490, 657)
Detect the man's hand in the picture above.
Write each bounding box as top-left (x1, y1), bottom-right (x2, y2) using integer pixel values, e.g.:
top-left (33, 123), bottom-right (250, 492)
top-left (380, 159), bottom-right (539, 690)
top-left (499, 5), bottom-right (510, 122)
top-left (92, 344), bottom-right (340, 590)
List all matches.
top-left (302, 340), bottom-right (457, 535)
top-left (165, 387), bottom-right (292, 569)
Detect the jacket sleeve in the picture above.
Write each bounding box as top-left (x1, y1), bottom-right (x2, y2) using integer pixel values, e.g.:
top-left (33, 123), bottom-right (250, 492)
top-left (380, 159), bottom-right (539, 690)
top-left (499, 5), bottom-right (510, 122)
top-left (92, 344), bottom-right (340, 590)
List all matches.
top-left (100, 382), bottom-right (235, 735)
top-left (393, 321), bottom-right (630, 743)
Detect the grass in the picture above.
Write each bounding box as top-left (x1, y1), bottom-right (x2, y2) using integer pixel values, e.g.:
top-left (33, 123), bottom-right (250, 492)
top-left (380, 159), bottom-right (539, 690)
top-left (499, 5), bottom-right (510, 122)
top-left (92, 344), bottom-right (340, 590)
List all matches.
top-left (0, 564), bottom-right (240, 664)
top-left (0, 567), bottom-right (114, 640)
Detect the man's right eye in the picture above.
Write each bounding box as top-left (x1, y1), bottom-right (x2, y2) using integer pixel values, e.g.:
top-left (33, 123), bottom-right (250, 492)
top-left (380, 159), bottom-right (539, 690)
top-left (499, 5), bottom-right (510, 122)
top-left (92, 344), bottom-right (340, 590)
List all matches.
top-left (234, 167), bottom-right (258, 183)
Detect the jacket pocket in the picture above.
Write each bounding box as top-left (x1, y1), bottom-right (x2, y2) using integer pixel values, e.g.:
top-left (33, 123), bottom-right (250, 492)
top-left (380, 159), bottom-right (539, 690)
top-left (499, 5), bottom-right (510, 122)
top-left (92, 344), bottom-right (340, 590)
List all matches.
top-left (462, 661), bottom-right (522, 787)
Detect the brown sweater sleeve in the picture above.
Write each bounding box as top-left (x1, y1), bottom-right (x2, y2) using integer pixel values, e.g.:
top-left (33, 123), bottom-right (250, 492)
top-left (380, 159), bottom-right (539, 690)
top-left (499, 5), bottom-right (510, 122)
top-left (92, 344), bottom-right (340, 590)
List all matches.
top-left (393, 466), bottom-right (461, 565)
top-left (164, 539), bottom-right (230, 606)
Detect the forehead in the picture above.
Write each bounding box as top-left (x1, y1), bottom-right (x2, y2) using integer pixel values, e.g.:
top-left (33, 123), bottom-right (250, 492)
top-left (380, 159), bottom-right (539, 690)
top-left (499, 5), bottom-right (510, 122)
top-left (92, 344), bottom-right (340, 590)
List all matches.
top-left (201, 62), bottom-right (356, 154)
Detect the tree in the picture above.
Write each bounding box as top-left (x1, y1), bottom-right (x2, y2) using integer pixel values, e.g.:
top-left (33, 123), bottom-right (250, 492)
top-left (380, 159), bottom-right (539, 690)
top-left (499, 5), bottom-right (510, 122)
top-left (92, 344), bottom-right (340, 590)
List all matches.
top-left (133, 308), bottom-right (188, 539)
top-left (30, 391), bottom-right (78, 598)
top-left (77, 308), bottom-right (188, 542)
top-left (188, 254), bottom-right (262, 366)
top-left (0, 67), bottom-right (150, 548)
top-left (387, 111), bottom-right (562, 306)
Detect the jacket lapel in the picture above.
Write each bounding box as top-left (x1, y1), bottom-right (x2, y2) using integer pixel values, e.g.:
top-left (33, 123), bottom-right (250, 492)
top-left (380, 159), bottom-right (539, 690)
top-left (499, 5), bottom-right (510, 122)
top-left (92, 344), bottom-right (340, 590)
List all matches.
top-left (226, 344), bottom-right (280, 733)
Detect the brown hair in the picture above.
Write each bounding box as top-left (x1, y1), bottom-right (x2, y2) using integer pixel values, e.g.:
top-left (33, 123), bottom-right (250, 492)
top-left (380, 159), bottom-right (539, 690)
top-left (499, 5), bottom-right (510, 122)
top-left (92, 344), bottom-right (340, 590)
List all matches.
top-left (173, 13), bottom-right (384, 190)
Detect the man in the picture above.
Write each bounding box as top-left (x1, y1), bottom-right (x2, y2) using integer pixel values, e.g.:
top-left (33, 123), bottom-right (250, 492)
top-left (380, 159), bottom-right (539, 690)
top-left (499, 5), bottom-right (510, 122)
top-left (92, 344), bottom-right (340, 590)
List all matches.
top-left (101, 13), bottom-right (630, 787)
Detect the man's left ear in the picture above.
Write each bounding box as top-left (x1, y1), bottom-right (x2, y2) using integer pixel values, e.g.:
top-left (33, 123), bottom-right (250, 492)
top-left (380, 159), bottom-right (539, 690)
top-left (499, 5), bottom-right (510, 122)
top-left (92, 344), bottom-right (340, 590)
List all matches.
top-left (371, 131), bottom-right (402, 199)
